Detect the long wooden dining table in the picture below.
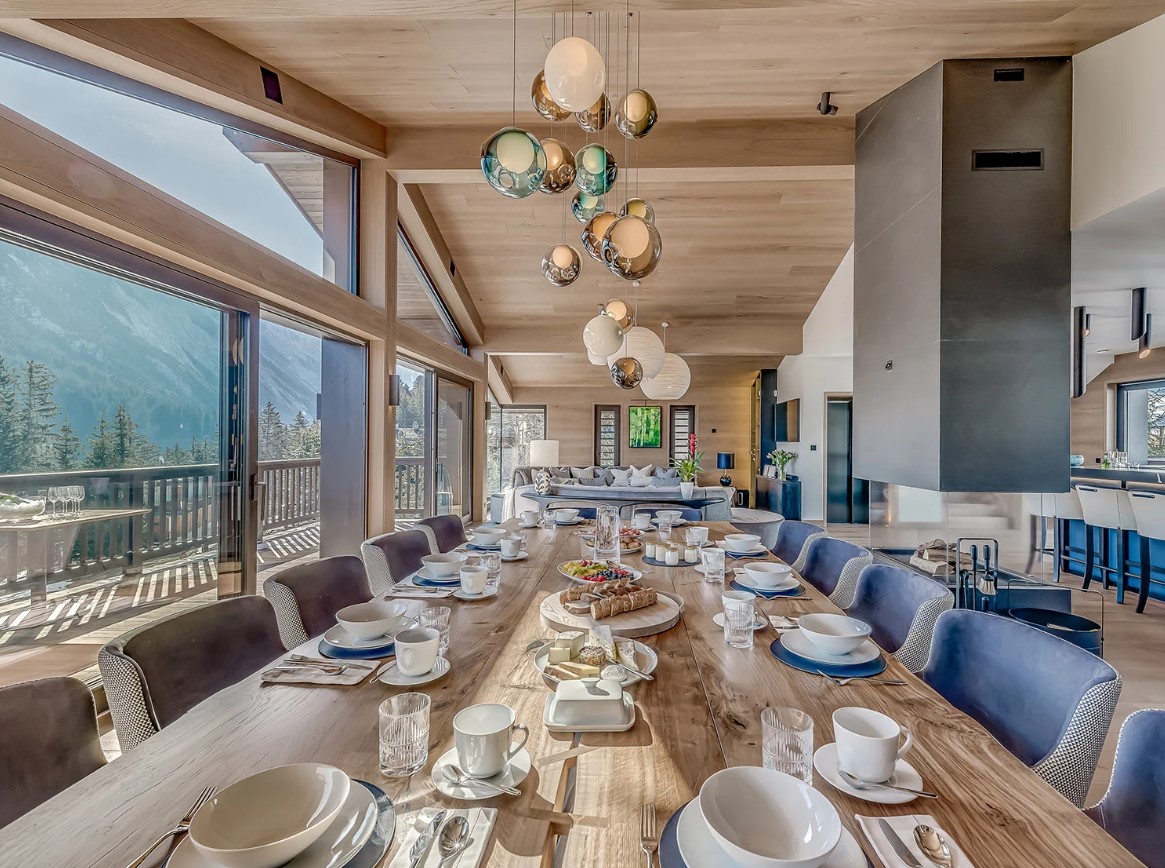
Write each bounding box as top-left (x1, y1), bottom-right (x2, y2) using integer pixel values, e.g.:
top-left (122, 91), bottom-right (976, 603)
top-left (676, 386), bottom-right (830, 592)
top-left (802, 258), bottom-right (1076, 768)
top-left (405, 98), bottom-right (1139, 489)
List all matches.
top-left (0, 520), bottom-right (1137, 867)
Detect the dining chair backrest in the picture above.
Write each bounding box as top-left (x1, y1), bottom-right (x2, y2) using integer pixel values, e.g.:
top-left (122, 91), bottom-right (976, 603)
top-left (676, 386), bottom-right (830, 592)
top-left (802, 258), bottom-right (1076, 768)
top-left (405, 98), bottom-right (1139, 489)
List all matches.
top-left (416, 515), bottom-right (468, 553)
top-left (1052, 489), bottom-right (1084, 521)
top-left (919, 609), bottom-right (1121, 806)
top-left (0, 677), bottom-right (106, 829)
top-left (1128, 491), bottom-right (1165, 542)
top-left (1085, 708), bottom-right (1165, 868)
top-left (799, 536), bottom-right (873, 609)
top-left (772, 520), bottom-right (826, 572)
top-left (1076, 485), bottom-right (1137, 532)
top-left (99, 596), bottom-right (285, 752)
top-left (263, 555), bottom-right (372, 649)
top-left (845, 564), bottom-right (953, 672)
top-left (361, 529), bottom-right (432, 593)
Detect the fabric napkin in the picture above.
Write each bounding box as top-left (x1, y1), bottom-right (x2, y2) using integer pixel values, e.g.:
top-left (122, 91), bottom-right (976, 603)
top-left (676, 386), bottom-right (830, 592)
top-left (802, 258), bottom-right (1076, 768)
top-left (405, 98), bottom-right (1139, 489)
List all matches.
top-left (260, 660), bottom-right (374, 686)
top-left (768, 615), bottom-right (799, 631)
top-left (386, 578), bottom-right (456, 599)
top-left (856, 814), bottom-right (975, 868)
top-left (388, 807), bottom-right (498, 868)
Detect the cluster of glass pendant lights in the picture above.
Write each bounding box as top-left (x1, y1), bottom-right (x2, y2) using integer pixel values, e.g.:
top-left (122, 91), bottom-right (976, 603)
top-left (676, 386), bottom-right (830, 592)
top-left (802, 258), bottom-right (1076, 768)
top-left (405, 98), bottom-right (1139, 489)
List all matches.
top-left (479, 12), bottom-right (688, 398)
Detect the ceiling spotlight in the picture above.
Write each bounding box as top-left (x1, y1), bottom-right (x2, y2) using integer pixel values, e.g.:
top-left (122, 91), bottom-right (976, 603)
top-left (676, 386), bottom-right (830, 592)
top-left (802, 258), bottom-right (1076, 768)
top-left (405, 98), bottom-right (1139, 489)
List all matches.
top-left (1140, 313), bottom-right (1153, 358)
top-left (817, 91), bottom-right (839, 116)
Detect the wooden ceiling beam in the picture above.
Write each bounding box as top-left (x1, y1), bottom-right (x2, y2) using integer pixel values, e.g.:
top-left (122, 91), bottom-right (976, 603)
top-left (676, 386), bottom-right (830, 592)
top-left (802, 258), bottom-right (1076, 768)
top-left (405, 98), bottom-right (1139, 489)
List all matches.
top-left (485, 355), bottom-right (515, 405)
top-left (483, 319), bottom-right (803, 357)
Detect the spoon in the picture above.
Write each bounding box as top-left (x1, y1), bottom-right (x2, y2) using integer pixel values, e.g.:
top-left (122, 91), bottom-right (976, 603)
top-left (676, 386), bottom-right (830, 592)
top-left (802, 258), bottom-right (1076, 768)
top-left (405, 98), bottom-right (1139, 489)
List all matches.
top-left (436, 815), bottom-right (471, 867)
top-left (838, 769), bottom-right (938, 799)
top-left (913, 823), bottom-right (953, 867)
top-left (443, 764), bottom-right (522, 796)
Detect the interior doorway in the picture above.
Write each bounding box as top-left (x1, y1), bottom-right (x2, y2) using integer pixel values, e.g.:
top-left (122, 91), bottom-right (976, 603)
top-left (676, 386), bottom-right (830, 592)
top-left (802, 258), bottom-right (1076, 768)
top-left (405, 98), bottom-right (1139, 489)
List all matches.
top-left (825, 397), bottom-right (870, 525)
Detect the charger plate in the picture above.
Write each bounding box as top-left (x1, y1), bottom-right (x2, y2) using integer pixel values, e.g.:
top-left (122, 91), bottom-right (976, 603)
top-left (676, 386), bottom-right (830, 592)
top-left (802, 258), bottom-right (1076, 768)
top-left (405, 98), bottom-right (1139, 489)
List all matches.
top-left (770, 636), bottom-right (888, 678)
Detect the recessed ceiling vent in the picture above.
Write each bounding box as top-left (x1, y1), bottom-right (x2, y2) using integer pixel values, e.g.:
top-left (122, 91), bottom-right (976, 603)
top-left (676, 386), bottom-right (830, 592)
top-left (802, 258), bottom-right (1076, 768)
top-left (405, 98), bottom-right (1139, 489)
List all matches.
top-left (972, 149), bottom-right (1044, 171)
top-left (993, 67), bottom-right (1025, 82)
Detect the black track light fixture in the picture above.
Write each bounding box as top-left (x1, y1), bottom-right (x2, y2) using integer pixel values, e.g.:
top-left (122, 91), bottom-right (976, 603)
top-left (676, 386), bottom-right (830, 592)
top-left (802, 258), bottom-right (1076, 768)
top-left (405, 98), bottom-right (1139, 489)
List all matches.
top-left (817, 91), bottom-right (838, 116)
top-left (1132, 287), bottom-right (1147, 341)
top-left (1140, 314), bottom-right (1153, 359)
top-left (1083, 312), bottom-right (1091, 336)
top-left (1072, 306), bottom-right (1086, 399)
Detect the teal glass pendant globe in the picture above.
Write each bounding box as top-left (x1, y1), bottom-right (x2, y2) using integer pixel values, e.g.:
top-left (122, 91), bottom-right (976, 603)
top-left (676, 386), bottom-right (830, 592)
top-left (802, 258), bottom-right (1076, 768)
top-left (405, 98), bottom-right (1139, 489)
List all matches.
top-left (572, 191), bottom-right (606, 224)
top-left (481, 128), bottom-right (547, 199)
top-left (574, 144), bottom-right (618, 196)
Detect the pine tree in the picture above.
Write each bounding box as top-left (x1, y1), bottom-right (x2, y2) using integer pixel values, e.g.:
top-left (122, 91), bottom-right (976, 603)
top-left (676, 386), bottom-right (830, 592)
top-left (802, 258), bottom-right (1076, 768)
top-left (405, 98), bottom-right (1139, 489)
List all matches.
top-left (163, 442), bottom-right (192, 465)
top-left (86, 415), bottom-right (114, 469)
top-left (13, 360), bottom-right (58, 471)
top-left (54, 418), bottom-right (82, 470)
top-left (0, 354), bottom-right (18, 473)
top-left (286, 409), bottom-right (321, 459)
top-left (258, 401), bottom-right (287, 461)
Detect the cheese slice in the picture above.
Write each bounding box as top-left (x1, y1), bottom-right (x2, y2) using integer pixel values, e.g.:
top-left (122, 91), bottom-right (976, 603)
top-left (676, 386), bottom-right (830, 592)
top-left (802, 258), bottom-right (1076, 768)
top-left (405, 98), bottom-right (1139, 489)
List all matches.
top-left (556, 661), bottom-right (602, 678)
top-left (547, 646), bottom-right (573, 664)
top-left (589, 624), bottom-right (617, 662)
top-left (616, 639), bottom-right (638, 669)
top-left (554, 630), bottom-right (586, 655)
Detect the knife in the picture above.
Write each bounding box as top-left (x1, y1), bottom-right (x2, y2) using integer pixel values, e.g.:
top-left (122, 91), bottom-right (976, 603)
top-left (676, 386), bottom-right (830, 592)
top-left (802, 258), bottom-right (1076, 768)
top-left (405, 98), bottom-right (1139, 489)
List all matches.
top-left (877, 818), bottom-right (923, 868)
top-left (408, 809), bottom-right (446, 868)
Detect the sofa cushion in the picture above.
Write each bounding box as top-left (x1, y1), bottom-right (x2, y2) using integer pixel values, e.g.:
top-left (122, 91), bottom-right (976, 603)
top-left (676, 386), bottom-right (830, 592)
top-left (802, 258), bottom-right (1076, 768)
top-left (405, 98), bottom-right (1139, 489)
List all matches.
top-left (651, 477), bottom-right (681, 488)
top-left (571, 466), bottom-right (599, 479)
top-left (630, 464), bottom-right (655, 478)
top-left (534, 469), bottom-right (552, 495)
top-left (655, 467), bottom-right (679, 480)
top-left (514, 468), bottom-right (532, 486)
top-left (611, 468), bottom-right (632, 486)
top-left (552, 476), bottom-right (578, 486)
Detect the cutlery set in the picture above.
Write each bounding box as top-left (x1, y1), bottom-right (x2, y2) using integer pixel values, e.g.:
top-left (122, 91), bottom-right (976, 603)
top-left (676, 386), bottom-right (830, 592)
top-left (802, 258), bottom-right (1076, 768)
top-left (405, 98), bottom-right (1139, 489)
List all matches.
top-left (877, 817), bottom-right (954, 867)
top-left (125, 786), bottom-right (215, 868)
top-left (409, 809), bottom-right (474, 868)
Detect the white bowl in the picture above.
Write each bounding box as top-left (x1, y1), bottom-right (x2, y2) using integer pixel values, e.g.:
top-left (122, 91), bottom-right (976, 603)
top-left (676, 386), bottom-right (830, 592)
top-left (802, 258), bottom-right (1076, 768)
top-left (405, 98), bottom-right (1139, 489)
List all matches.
top-left (190, 764), bottom-right (351, 868)
top-left (471, 526), bottom-right (506, 546)
top-left (553, 509), bottom-right (580, 522)
top-left (656, 509), bottom-right (683, 522)
top-left (421, 552), bottom-right (468, 577)
top-left (742, 561), bottom-right (794, 588)
top-left (797, 613), bottom-right (872, 656)
top-left (724, 533), bottom-right (763, 553)
top-left (334, 600), bottom-right (412, 641)
top-left (698, 767), bottom-right (841, 868)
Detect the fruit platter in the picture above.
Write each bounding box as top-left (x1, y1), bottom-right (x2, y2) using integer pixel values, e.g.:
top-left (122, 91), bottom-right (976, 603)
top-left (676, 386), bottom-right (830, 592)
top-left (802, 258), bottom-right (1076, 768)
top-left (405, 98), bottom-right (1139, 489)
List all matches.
top-left (557, 559), bottom-right (643, 584)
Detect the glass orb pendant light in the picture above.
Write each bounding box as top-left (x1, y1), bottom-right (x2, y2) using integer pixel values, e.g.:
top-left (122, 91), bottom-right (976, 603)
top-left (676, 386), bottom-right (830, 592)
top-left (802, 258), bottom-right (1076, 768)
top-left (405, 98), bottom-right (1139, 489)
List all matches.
top-left (614, 88), bottom-right (659, 139)
top-left (539, 138), bottom-right (576, 195)
top-left (640, 353), bottom-right (691, 400)
top-left (544, 37), bottom-right (606, 111)
top-left (581, 211), bottom-right (618, 261)
top-left (480, 128), bottom-right (547, 199)
top-left (603, 298), bottom-right (634, 330)
top-left (575, 144), bottom-right (618, 196)
top-left (619, 197), bottom-right (655, 224)
top-left (531, 70), bottom-right (571, 121)
top-left (607, 325), bottom-right (665, 378)
top-left (610, 356), bottom-right (644, 390)
top-left (602, 214), bottom-right (663, 280)
top-left (541, 244), bottom-right (581, 287)
top-left (587, 349), bottom-right (609, 366)
top-left (572, 191), bottom-right (606, 224)
top-left (576, 93), bottom-right (610, 133)
top-left (582, 313), bottom-right (624, 357)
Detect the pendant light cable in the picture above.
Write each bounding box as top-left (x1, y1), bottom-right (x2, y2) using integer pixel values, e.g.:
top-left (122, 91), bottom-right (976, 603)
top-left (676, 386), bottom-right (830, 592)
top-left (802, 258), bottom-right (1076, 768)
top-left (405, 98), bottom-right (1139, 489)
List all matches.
top-left (512, 0), bottom-right (517, 127)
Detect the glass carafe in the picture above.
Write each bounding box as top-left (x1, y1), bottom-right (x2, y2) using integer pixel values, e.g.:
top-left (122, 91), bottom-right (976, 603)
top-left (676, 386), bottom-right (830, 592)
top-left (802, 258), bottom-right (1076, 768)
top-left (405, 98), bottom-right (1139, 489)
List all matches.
top-left (594, 504), bottom-right (621, 563)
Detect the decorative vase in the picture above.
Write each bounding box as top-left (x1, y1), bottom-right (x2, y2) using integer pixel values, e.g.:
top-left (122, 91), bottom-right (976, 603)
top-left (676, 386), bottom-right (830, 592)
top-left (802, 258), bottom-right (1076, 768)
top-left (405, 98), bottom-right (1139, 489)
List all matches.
top-left (680, 481), bottom-right (695, 499)
top-left (778, 466), bottom-right (788, 481)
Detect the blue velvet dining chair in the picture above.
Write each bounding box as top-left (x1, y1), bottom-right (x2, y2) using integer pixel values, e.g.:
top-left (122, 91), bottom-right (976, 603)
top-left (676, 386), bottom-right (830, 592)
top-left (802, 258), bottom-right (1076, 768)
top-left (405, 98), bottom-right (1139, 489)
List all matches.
top-left (845, 564), bottom-right (953, 672)
top-left (771, 520), bottom-right (826, 572)
top-left (263, 555), bottom-right (372, 649)
top-left (799, 536), bottom-right (873, 608)
top-left (416, 514), bottom-right (469, 553)
top-left (1085, 708), bottom-right (1165, 868)
top-left (920, 609), bottom-right (1121, 806)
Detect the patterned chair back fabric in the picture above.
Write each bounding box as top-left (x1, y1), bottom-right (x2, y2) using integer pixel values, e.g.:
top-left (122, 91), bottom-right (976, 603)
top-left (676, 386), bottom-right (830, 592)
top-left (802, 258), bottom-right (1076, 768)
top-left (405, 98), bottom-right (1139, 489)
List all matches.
top-left (845, 564), bottom-right (953, 672)
top-left (772, 520), bottom-right (826, 572)
top-left (263, 555), bottom-right (372, 649)
top-left (416, 515), bottom-right (469, 553)
top-left (99, 596), bottom-right (285, 752)
top-left (1085, 708), bottom-right (1165, 868)
top-left (920, 609), bottom-right (1121, 806)
top-left (0, 677), bottom-right (105, 828)
top-left (361, 529), bottom-right (432, 593)
top-left (799, 536), bottom-right (873, 608)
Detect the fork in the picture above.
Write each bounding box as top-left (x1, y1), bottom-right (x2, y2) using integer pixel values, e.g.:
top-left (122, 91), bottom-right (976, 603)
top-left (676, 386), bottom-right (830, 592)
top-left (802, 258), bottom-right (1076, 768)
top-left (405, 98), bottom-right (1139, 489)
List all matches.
top-left (640, 804), bottom-right (659, 867)
top-left (815, 668), bottom-right (907, 686)
top-left (126, 785), bottom-right (215, 868)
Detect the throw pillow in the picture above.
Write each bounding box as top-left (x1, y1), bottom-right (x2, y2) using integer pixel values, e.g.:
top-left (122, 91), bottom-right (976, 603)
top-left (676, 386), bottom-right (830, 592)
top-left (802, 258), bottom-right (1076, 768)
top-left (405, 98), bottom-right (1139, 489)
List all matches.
top-left (630, 464), bottom-right (655, 478)
top-left (571, 466), bottom-right (598, 479)
top-left (655, 467), bottom-right (679, 480)
top-left (534, 469), bottom-right (552, 495)
top-left (651, 477), bottom-right (679, 488)
top-left (551, 476), bottom-right (578, 486)
top-left (610, 467), bottom-right (632, 486)
top-left (549, 466), bottom-right (571, 479)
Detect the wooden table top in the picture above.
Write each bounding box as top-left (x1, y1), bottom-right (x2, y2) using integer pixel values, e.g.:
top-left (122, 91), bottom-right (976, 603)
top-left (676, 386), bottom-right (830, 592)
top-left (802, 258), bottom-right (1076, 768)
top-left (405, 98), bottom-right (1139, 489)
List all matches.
top-left (0, 521), bottom-right (1135, 867)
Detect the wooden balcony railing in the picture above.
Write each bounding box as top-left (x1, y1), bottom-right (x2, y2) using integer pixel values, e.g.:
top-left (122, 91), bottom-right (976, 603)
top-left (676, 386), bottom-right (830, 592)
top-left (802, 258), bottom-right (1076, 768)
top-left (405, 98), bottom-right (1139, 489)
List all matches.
top-left (395, 456), bottom-right (425, 517)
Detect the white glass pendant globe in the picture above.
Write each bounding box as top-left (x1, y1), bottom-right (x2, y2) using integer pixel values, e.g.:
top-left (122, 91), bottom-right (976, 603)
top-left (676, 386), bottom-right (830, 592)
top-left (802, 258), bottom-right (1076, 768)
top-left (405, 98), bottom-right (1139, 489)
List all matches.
top-left (582, 313), bottom-right (624, 357)
top-left (541, 244), bottom-right (581, 286)
top-left (587, 349), bottom-right (608, 366)
top-left (544, 37), bottom-right (606, 112)
top-left (480, 128), bottom-right (547, 199)
top-left (640, 353), bottom-right (690, 400)
top-left (606, 325), bottom-right (665, 379)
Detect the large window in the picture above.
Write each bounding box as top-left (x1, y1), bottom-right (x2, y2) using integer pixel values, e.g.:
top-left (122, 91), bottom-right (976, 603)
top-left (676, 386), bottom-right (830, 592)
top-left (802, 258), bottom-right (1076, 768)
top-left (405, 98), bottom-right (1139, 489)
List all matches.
top-left (1116, 379), bottom-right (1165, 466)
top-left (397, 228), bottom-right (465, 350)
top-left (486, 405), bottom-right (547, 494)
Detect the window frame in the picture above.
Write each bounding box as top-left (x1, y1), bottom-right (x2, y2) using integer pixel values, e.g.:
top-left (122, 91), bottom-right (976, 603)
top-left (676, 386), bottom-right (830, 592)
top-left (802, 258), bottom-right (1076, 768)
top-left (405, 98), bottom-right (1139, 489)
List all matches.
top-left (1116, 378), bottom-right (1165, 465)
top-left (594, 404), bottom-right (621, 467)
top-left (669, 405), bottom-right (697, 463)
top-left (397, 226), bottom-right (467, 351)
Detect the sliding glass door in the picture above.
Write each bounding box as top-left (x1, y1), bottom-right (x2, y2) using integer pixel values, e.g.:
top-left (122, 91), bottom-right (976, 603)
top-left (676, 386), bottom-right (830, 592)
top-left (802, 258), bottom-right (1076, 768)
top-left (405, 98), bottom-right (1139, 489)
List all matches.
top-left (436, 378), bottom-right (472, 517)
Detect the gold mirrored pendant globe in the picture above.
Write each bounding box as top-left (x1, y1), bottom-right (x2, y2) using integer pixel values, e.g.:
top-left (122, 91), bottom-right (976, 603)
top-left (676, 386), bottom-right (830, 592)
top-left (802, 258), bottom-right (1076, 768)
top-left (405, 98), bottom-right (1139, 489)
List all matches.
top-left (602, 214), bottom-right (663, 280)
top-left (574, 144), bottom-right (618, 196)
top-left (619, 197), bottom-right (656, 224)
top-left (582, 211), bottom-right (618, 262)
top-left (531, 69), bottom-right (572, 121)
top-left (615, 88), bottom-right (659, 139)
top-left (539, 138), bottom-right (576, 195)
top-left (610, 356), bottom-right (644, 390)
top-left (576, 93), bottom-right (610, 133)
top-left (541, 244), bottom-right (581, 287)
top-left (480, 128), bottom-right (547, 199)
top-left (604, 298), bottom-right (634, 329)
top-left (572, 191), bottom-right (606, 224)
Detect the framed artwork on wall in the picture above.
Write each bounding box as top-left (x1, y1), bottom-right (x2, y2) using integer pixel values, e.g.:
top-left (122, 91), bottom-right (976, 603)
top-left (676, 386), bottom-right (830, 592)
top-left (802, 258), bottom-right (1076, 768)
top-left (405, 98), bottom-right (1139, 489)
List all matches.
top-left (628, 405), bottom-right (663, 448)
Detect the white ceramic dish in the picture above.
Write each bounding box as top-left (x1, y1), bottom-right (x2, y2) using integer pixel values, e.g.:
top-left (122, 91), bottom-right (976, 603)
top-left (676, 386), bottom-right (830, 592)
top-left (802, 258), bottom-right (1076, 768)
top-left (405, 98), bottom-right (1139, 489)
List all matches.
top-left (421, 552), bottom-right (468, 578)
top-left (470, 526), bottom-right (506, 545)
top-left (377, 656), bottom-right (451, 687)
top-left (333, 600), bottom-right (412, 642)
top-left (716, 540), bottom-right (768, 557)
top-left (322, 624), bottom-right (400, 651)
top-left (430, 746), bottom-right (532, 801)
top-left (733, 571), bottom-right (799, 594)
top-left (652, 516), bottom-right (689, 528)
top-left (712, 611), bottom-right (766, 631)
top-left (533, 638), bottom-right (658, 687)
top-left (556, 562), bottom-right (643, 584)
top-left (741, 561), bottom-right (794, 588)
top-left (501, 551), bottom-right (529, 562)
top-left (551, 508), bottom-right (580, 522)
top-left (780, 631), bottom-right (881, 666)
top-left (555, 517), bottom-right (584, 526)
top-left (723, 534), bottom-right (764, 554)
top-left (171, 782), bottom-right (375, 868)
top-left (812, 743), bottom-right (922, 805)
top-left (797, 613), bottom-right (872, 656)
top-left (189, 764), bottom-right (351, 868)
top-left (453, 586), bottom-right (499, 602)
top-left (698, 767), bottom-right (842, 868)
top-left (412, 567), bottom-right (463, 584)
top-left (543, 691), bottom-right (636, 732)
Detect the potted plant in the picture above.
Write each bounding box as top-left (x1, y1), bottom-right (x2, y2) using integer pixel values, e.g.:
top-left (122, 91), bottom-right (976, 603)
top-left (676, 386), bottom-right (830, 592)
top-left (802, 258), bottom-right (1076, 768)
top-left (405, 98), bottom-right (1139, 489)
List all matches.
top-left (672, 433), bottom-right (703, 499)
top-left (767, 448), bottom-right (797, 481)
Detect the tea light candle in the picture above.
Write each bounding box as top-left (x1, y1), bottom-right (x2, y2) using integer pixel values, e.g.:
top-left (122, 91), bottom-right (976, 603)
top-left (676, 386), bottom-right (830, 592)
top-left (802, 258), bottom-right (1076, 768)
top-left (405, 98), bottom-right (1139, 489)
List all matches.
top-left (644, 542), bottom-right (656, 559)
top-left (684, 547), bottom-right (699, 564)
top-left (664, 548), bottom-right (680, 566)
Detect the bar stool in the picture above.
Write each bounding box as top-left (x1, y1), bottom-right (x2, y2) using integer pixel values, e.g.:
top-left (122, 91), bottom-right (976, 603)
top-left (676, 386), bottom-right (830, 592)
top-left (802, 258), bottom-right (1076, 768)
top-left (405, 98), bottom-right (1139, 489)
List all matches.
top-left (1052, 489), bottom-right (1085, 583)
top-left (1126, 491), bottom-right (1165, 613)
top-left (1075, 485), bottom-right (1136, 605)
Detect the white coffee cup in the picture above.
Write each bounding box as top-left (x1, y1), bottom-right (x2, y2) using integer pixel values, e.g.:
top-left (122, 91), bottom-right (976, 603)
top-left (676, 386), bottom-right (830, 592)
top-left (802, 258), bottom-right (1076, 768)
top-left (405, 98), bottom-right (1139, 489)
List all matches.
top-left (394, 627), bottom-right (440, 677)
top-left (833, 706), bottom-right (913, 783)
top-left (453, 703), bottom-right (530, 779)
top-left (634, 512), bottom-right (652, 530)
top-left (460, 565), bottom-right (488, 595)
top-left (500, 536), bottom-right (522, 558)
top-left (520, 510), bottom-right (539, 527)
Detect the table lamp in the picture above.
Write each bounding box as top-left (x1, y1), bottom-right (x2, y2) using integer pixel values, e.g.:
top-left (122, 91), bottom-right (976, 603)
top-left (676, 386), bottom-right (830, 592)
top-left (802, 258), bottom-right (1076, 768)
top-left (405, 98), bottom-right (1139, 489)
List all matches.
top-left (716, 452), bottom-right (735, 486)
top-left (529, 439), bottom-right (560, 468)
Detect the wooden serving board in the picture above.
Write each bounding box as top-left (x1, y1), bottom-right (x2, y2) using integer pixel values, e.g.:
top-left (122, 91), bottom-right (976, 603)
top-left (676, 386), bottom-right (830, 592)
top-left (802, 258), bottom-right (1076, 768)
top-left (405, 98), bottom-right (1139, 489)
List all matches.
top-left (539, 590), bottom-right (682, 638)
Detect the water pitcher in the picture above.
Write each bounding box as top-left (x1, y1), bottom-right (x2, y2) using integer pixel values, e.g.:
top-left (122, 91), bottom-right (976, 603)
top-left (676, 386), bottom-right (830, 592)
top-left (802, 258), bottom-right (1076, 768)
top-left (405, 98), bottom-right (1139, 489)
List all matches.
top-left (594, 504), bottom-right (620, 563)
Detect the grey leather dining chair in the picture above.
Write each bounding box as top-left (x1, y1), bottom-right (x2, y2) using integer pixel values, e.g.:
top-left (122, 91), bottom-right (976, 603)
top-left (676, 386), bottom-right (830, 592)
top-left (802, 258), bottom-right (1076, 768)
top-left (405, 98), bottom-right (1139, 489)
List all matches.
top-left (416, 515), bottom-right (469, 553)
top-left (361, 528), bottom-right (432, 592)
top-left (263, 555), bottom-right (372, 648)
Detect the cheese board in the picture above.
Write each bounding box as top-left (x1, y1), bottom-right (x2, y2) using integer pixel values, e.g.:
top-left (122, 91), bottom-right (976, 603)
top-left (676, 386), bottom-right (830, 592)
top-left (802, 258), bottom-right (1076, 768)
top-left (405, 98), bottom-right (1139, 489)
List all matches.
top-left (539, 587), bottom-right (682, 638)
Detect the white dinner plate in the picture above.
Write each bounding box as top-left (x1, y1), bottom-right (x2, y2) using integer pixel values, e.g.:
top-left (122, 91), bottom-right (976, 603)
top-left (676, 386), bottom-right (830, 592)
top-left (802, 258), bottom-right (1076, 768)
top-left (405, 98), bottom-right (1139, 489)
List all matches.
top-left (712, 612), bottom-right (766, 631)
top-left (169, 780), bottom-right (377, 868)
top-left (813, 743), bottom-right (924, 805)
top-left (555, 517), bottom-right (585, 526)
top-left (377, 656), bottom-right (451, 687)
top-left (675, 797), bottom-right (865, 868)
top-left (501, 551), bottom-right (529, 562)
top-left (533, 638), bottom-right (658, 687)
top-left (452, 586), bottom-right (498, 602)
top-left (732, 571), bottom-right (799, 594)
top-left (431, 746), bottom-right (531, 801)
top-left (715, 540), bottom-right (768, 557)
top-left (322, 624), bottom-right (402, 651)
top-left (780, 631), bottom-right (881, 666)
top-left (414, 566), bottom-right (467, 583)
top-left (557, 562), bottom-right (644, 584)
top-left (652, 517), bottom-right (689, 527)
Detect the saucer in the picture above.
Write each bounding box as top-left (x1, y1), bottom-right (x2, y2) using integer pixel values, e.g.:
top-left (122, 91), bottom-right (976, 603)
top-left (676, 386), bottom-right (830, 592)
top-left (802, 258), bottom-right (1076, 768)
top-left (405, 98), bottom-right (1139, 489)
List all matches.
top-left (781, 631), bottom-right (882, 666)
top-left (712, 612), bottom-right (766, 631)
top-left (501, 551), bottom-right (529, 562)
top-left (665, 798), bottom-right (866, 868)
top-left (431, 746), bottom-right (531, 801)
top-left (322, 624), bottom-right (399, 651)
top-left (716, 541), bottom-right (769, 558)
top-left (452, 586), bottom-right (498, 601)
top-left (732, 572), bottom-right (799, 594)
top-left (378, 656), bottom-right (450, 687)
top-left (813, 743), bottom-right (923, 805)
top-left (555, 518), bottom-right (584, 526)
top-left (169, 779), bottom-right (380, 868)
top-left (652, 517), bottom-right (689, 527)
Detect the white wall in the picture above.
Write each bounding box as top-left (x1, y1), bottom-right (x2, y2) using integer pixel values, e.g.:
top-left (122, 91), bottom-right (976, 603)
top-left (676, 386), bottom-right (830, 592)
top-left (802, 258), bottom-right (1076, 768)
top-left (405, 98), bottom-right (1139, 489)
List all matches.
top-left (775, 247), bottom-right (854, 521)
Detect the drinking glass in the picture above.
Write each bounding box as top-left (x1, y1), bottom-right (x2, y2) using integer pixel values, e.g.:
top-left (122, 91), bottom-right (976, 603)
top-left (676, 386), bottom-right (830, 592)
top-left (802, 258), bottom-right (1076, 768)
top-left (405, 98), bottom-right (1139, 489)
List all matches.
top-left (379, 693), bottom-right (431, 777)
top-left (594, 505), bottom-right (620, 562)
top-left (420, 605), bottom-right (452, 656)
top-left (684, 527), bottom-right (704, 548)
top-left (46, 487), bottom-right (58, 517)
top-left (722, 591), bottom-right (754, 649)
top-left (72, 485), bottom-right (85, 515)
top-left (579, 534), bottom-right (597, 559)
top-left (761, 706), bottom-right (814, 784)
top-left (701, 547), bottom-right (726, 584)
top-left (656, 519), bottom-right (674, 546)
top-left (482, 552), bottom-right (502, 591)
